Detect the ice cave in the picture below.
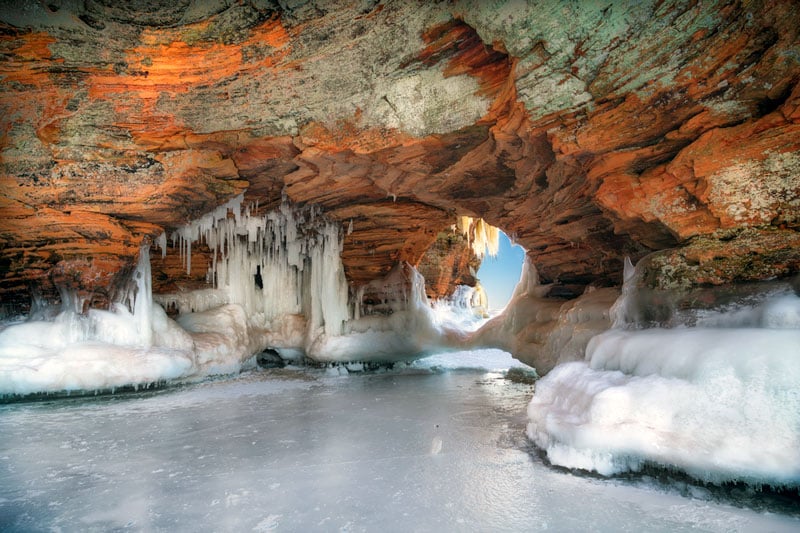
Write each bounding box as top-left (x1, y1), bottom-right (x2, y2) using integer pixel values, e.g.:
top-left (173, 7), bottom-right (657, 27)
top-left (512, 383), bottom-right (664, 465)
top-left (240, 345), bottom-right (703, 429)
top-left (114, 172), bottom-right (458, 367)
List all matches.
top-left (1, 1), bottom-right (799, 531)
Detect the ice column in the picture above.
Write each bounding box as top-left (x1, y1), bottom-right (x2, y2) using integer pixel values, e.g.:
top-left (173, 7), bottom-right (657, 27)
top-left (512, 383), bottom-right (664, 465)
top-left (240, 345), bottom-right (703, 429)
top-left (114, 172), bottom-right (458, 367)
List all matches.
top-left (609, 257), bottom-right (637, 328)
top-left (307, 223), bottom-right (349, 338)
top-left (131, 244), bottom-right (154, 347)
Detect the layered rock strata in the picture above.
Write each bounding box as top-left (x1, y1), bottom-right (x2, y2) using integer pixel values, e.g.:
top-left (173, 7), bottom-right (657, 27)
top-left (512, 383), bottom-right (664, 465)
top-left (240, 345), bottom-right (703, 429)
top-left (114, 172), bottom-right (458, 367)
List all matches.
top-left (1, 0), bottom-right (799, 314)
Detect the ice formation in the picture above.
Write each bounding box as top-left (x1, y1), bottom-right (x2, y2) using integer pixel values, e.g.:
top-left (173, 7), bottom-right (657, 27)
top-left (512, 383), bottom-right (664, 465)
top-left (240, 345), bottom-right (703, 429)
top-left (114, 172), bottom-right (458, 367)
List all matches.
top-left (469, 257), bottom-right (618, 374)
top-left (154, 197), bottom-right (355, 362)
top-left (159, 198), bottom-right (444, 363)
top-left (310, 262), bottom-right (472, 362)
top-left (431, 284), bottom-right (490, 332)
top-left (527, 259), bottom-right (800, 488)
top-left (456, 216), bottom-right (500, 259)
top-left (0, 246), bottom-right (198, 395)
top-left (1, 199), bottom-right (500, 396)
top-left (159, 200), bottom-right (504, 364)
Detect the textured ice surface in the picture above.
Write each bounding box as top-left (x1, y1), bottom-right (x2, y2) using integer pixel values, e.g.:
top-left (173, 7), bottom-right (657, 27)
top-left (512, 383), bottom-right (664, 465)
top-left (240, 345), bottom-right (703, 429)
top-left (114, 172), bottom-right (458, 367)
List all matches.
top-left (1, 352), bottom-right (797, 532)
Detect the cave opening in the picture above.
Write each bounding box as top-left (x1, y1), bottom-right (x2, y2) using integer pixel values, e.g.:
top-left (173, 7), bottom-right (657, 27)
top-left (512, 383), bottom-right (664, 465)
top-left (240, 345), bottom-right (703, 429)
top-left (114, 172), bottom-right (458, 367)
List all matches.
top-left (475, 230), bottom-right (526, 313)
top-left (0, 0), bottom-right (798, 525)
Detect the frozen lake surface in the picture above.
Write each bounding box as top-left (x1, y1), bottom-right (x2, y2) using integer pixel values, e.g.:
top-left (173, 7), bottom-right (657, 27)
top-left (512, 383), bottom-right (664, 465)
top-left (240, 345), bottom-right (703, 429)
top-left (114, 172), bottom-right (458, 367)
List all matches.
top-left (1, 350), bottom-right (798, 532)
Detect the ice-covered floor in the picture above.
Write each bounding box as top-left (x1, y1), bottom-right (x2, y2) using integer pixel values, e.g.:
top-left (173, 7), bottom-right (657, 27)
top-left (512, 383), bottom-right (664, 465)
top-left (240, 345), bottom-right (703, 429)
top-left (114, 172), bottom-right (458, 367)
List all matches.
top-left (1, 350), bottom-right (797, 532)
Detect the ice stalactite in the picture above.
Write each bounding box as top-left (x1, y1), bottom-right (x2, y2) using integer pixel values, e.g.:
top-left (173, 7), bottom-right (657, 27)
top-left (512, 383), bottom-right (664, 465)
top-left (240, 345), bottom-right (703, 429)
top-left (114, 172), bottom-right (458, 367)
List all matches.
top-left (171, 194), bottom-right (244, 277)
top-left (158, 197), bottom-right (353, 360)
top-left (156, 232), bottom-right (167, 259)
top-left (307, 222), bottom-right (349, 339)
top-left (131, 245), bottom-right (154, 348)
top-left (456, 216), bottom-right (500, 259)
top-left (526, 257), bottom-right (800, 489)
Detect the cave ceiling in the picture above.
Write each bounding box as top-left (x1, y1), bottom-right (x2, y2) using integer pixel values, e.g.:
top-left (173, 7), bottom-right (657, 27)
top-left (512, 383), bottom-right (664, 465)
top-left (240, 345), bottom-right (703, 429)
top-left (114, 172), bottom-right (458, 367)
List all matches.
top-left (1, 0), bottom-right (799, 308)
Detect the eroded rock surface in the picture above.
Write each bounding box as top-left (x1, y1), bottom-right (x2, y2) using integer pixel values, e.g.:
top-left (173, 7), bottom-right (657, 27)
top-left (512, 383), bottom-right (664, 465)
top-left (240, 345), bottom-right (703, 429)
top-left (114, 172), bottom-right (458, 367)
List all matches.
top-left (1, 0), bottom-right (799, 312)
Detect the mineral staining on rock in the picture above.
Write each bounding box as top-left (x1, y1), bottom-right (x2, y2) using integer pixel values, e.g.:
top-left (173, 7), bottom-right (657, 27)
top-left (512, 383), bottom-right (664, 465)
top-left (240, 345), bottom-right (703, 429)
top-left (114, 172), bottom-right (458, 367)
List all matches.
top-left (1, 0), bottom-right (799, 314)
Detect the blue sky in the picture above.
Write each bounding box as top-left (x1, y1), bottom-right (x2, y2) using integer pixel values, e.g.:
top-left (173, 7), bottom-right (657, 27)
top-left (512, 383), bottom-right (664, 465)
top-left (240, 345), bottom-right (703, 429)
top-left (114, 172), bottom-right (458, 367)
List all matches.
top-left (476, 231), bottom-right (525, 311)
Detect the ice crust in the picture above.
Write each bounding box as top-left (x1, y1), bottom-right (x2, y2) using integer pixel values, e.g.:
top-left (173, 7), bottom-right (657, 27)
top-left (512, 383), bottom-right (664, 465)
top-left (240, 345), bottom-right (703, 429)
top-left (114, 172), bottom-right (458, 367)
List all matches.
top-left (6, 360), bottom-right (797, 532)
top-left (526, 260), bottom-right (800, 488)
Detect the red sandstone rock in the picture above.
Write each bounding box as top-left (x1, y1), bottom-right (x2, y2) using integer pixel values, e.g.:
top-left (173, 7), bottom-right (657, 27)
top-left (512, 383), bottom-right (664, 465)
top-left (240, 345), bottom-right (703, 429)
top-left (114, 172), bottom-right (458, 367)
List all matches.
top-left (417, 230), bottom-right (481, 300)
top-left (0, 1), bottom-right (798, 311)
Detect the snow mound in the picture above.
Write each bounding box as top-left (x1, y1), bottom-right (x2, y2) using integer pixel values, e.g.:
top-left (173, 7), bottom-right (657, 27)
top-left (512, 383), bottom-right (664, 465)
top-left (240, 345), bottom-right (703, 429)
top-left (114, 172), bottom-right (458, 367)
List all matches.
top-left (527, 289), bottom-right (800, 488)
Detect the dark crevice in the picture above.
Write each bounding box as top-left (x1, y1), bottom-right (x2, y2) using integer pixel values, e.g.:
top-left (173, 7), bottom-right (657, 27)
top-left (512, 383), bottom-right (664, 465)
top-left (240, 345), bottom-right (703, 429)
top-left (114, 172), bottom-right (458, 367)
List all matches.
top-left (78, 13), bottom-right (106, 31)
top-left (755, 82), bottom-right (795, 118)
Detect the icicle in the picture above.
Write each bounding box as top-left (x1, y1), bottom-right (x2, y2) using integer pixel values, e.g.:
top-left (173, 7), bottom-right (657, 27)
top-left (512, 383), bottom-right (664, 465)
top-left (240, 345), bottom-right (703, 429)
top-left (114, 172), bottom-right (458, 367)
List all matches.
top-left (186, 237), bottom-right (192, 275)
top-left (610, 257), bottom-right (637, 329)
top-left (156, 232), bottom-right (167, 259)
top-left (486, 225), bottom-right (500, 257)
top-left (132, 245), bottom-right (154, 347)
top-left (456, 215), bottom-right (500, 259)
top-left (308, 223), bottom-right (349, 336)
top-left (170, 196), bottom-right (346, 324)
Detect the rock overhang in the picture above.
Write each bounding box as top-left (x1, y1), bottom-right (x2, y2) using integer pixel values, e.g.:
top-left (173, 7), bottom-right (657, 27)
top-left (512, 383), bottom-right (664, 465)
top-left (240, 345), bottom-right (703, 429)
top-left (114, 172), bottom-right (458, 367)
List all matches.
top-left (1, 0), bottom-right (799, 312)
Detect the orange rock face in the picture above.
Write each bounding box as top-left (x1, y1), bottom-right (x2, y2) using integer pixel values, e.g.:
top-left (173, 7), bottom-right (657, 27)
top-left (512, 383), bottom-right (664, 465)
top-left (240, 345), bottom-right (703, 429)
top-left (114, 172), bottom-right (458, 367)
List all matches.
top-left (1, 1), bottom-right (799, 311)
top-left (417, 230), bottom-right (482, 300)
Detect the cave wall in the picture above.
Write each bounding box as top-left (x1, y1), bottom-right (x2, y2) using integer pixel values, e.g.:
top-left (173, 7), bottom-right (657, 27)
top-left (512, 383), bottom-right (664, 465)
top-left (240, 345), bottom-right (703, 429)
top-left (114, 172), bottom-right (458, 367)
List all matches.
top-left (417, 229), bottom-right (481, 300)
top-left (1, 0), bottom-right (799, 311)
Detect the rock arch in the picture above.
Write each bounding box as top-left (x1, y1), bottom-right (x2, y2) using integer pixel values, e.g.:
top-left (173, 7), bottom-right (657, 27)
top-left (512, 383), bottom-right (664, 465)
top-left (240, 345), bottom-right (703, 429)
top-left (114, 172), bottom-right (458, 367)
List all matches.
top-left (1, 0), bottom-right (799, 315)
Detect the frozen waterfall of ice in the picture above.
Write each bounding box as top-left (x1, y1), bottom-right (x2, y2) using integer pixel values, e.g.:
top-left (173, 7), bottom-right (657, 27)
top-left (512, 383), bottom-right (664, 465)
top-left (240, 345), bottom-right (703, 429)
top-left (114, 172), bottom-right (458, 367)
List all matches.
top-left (526, 258), bottom-right (800, 489)
top-left (430, 284), bottom-right (490, 333)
